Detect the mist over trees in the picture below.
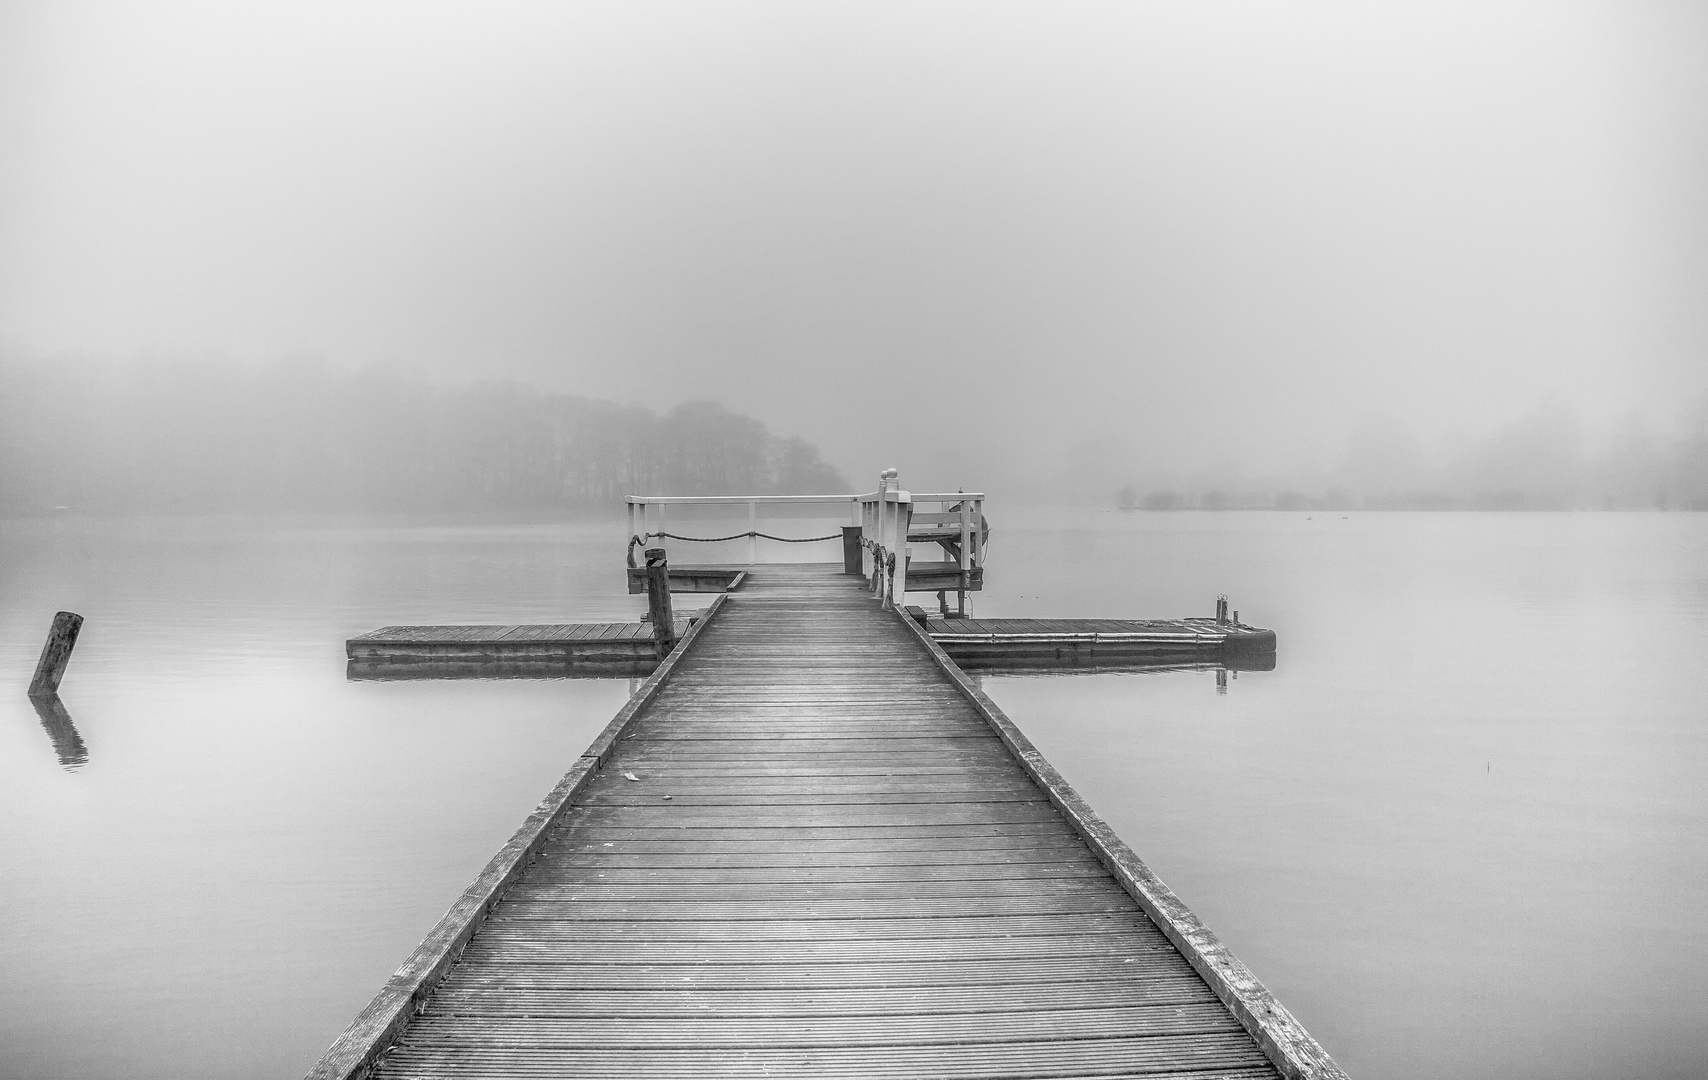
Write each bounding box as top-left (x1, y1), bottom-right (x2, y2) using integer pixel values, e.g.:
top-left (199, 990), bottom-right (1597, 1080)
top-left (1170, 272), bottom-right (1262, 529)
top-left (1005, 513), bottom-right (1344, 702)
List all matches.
top-left (9, 355), bottom-right (1705, 516)
top-left (1110, 398), bottom-right (1708, 512)
top-left (0, 357), bottom-right (849, 514)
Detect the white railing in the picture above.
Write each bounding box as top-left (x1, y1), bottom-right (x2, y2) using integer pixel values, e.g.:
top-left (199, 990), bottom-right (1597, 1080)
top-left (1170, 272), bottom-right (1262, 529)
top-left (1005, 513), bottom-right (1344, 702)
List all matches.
top-left (627, 494), bottom-right (859, 566)
top-left (626, 470), bottom-right (985, 610)
top-left (857, 469), bottom-right (985, 610)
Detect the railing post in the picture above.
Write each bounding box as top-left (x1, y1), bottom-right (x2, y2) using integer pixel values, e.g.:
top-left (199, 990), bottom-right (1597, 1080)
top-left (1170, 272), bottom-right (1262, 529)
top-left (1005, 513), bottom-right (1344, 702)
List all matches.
top-left (958, 495), bottom-right (971, 583)
top-left (845, 497), bottom-right (863, 576)
top-left (747, 501), bottom-right (757, 565)
top-left (974, 498), bottom-right (983, 567)
top-left (878, 468), bottom-right (902, 609)
top-left (875, 474), bottom-right (889, 603)
top-left (867, 498), bottom-right (879, 592)
top-left (892, 492), bottom-right (909, 604)
top-left (645, 549), bottom-right (676, 659)
top-left (842, 525), bottom-right (862, 574)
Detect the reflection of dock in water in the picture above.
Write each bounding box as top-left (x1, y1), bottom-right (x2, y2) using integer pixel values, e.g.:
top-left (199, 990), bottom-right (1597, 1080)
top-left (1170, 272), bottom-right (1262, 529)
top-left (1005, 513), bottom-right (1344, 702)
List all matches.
top-left (348, 658), bottom-right (658, 681)
top-left (30, 694), bottom-right (88, 770)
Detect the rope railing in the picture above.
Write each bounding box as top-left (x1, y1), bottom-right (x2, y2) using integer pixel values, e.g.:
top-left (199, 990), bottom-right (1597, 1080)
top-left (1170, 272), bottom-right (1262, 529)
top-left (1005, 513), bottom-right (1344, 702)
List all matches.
top-left (627, 531), bottom-right (842, 566)
top-left (622, 476), bottom-right (986, 612)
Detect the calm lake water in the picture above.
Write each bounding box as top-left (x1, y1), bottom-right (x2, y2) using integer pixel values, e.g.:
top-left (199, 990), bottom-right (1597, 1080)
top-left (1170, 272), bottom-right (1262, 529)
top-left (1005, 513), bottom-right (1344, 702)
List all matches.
top-left (1, 510), bottom-right (1704, 1079)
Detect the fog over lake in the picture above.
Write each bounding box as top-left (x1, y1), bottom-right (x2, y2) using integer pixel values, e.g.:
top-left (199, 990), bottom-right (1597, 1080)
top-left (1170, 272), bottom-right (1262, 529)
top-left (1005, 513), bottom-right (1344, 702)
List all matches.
top-left (1, 3), bottom-right (1705, 1078)
top-left (3, 2), bottom-right (1704, 494)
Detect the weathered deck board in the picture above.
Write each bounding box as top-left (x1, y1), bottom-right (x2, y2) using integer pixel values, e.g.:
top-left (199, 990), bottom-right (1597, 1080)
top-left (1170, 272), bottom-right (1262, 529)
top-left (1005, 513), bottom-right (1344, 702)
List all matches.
top-left (425, 977), bottom-right (1222, 1014)
top-left (314, 564), bottom-right (1338, 1080)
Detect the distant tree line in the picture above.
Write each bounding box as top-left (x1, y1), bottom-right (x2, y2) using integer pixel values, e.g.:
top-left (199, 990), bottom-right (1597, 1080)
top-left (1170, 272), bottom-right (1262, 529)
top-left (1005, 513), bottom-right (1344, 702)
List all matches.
top-left (1114, 399), bottom-right (1708, 512)
top-left (0, 357), bottom-right (849, 513)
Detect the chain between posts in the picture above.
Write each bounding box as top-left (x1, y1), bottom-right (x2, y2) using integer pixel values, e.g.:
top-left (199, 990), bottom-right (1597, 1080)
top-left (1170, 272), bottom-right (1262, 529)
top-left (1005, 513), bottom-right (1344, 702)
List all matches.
top-left (627, 531), bottom-right (843, 567)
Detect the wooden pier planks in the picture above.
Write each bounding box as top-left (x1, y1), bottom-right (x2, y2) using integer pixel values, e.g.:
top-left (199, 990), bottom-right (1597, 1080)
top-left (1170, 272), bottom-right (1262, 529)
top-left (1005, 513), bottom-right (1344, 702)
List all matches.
top-left (317, 564), bottom-right (1337, 1080)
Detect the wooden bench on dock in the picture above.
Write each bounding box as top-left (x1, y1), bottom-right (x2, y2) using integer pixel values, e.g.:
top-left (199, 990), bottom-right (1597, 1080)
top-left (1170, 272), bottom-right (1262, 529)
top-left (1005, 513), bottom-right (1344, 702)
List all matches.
top-left (310, 563), bottom-right (1340, 1080)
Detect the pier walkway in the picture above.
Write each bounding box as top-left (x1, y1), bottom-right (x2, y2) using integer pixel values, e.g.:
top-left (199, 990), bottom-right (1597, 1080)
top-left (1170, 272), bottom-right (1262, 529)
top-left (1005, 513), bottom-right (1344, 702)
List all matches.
top-left (312, 564), bottom-right (1341, 1080)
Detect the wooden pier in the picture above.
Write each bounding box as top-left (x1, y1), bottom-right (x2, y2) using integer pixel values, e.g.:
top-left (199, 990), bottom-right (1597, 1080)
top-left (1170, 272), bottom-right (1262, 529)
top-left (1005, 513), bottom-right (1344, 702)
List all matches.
top-left (311, 563), bottom-right (1340, 1080)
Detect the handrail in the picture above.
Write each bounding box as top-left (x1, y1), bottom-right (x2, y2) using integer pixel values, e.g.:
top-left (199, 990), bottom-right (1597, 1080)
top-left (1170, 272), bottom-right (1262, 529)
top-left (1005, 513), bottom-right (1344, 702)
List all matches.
top-left (853, 471), bottom-right (984, 611)
top-left (626, 494), bottom-right (863, 567)
top-left (623, 474), bottom-right (985, 609)
top-left (624, 494), bottom-right (856, 505)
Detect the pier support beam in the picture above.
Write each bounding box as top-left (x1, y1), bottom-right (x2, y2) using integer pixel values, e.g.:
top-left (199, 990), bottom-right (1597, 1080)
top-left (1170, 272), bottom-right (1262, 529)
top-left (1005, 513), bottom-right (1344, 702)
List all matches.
top-left (28, 611), bottom-right (82, 697)
top-left (644, 550), bottom-right (676, 660)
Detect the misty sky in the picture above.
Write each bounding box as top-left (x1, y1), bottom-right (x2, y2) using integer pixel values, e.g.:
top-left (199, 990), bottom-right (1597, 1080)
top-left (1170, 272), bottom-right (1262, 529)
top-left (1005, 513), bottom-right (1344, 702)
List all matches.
top-left (2, 2), bottom-right (1704, 491)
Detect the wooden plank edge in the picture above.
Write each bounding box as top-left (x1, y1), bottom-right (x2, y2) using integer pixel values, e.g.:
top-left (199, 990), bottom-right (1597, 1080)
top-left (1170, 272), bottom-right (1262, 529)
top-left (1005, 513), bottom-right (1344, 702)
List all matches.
top-left (931, 632), bottom-right (1214, 644)
top-left (893, 611), bottom-right (1349, 1080)
top-left (580, 592), bottom-right (728, 764)
top-left (303, 757), bottom-right (593, 1079)
top-left (304, 594), bottom-right (732, 1080)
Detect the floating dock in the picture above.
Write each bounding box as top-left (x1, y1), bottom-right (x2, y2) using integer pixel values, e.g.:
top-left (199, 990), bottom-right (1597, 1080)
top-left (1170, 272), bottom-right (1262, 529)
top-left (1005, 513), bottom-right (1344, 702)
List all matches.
top-left (346, 618), bottom-right (701, 669)
top-left (312, 564), bottom-right (1338, 1080)
top-left (345, 613), bottom-right (1274, 677)
top-left (913, 612), bottom-right (1276, 671)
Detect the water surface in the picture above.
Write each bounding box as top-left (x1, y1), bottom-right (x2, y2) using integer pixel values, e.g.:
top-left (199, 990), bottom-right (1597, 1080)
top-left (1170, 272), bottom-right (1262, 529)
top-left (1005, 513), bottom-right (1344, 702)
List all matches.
top-left (1, 510), bottom-right (1703, 1079)
top-left (979, 509), bottom-right (1708, 1080)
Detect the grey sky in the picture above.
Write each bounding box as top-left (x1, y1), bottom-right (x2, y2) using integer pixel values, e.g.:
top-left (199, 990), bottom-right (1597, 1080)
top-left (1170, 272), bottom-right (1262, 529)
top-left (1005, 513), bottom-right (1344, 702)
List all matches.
top-left (2, 1), bottom-right (1703, 492)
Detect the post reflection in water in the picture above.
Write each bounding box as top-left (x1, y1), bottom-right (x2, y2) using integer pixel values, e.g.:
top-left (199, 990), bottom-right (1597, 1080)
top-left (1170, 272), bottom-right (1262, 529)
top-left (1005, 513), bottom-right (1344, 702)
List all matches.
top-left (969, 658), bottom-right (1259, 693)
top-left (29, 693), bottom-right (88, 770)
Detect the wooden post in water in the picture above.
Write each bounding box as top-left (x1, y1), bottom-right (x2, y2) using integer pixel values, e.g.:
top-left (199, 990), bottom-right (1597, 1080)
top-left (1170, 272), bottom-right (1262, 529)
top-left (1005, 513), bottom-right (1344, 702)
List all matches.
top-left (644, 549), bottom-right (675, 659)
top-left (28, 611), bottom-right (82, 697)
